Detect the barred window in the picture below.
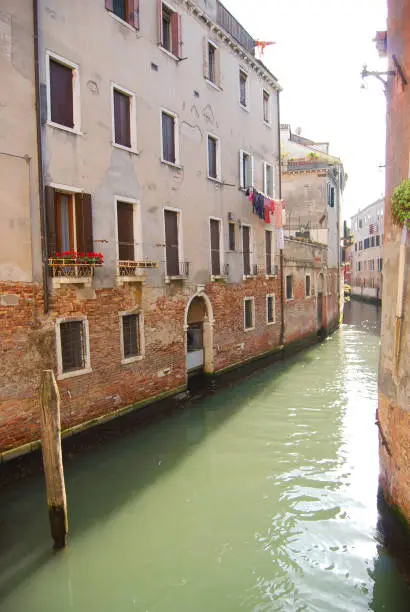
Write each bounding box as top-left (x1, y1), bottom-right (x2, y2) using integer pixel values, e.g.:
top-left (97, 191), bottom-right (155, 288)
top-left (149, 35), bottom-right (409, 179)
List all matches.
top-left (60, 321), bottom-right (86, 373)
top-left (122, 313), bottom-right (140, 358)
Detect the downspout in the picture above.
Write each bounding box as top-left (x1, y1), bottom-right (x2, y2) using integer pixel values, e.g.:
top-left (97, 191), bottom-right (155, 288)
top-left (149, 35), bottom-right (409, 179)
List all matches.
top-left (33, 0), bottom-right (49, 314)
top-left (276, 89), bottom-right (285, 347)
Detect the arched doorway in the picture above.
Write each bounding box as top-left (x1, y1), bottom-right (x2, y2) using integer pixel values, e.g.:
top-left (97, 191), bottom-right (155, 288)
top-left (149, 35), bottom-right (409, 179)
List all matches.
top-left (185, 293), bottom-right (214, 374)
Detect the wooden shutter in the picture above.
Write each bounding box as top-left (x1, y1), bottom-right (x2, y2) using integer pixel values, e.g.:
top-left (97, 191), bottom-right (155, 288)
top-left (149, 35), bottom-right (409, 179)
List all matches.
top-left (157, 0), bottom-right (163, 44)
top-left (202, 37), bottom-right (209, 78)
top-left (265, 230), bottom-right (272, 275)
top-left (117, 202), bottom-right (135, 260)
top-left (114, 90), bottom-right (131, 148)
top-left (45, 186), bottom-right (57, 256)
top-left (128, 0), bottom-right (139, 28)
top-left (105, 0), bottom-right (114, 11)
top-left (75, 193), bottom-right (94, 254)
top-left (164, 210), bottom-right (179, 276)
top-left (243, 226), bottom-right (250, 276)
top-left (210, 219), bottom-right (221, 276)
top-left (50, 59), bottom-right (74, 128)
top-left (171, 12), bottom-right (181, 57)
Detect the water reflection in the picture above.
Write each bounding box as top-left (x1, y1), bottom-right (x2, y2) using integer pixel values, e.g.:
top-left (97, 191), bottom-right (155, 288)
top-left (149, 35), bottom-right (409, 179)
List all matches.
top-left (0, 302), bottom-right (409, 611)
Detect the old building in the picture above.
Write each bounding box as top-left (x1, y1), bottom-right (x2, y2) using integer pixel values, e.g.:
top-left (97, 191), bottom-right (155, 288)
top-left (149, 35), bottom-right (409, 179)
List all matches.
top-left (280, 125), bottom-right (346, 328)
top-left (377, 0), bottom-right (410, 526)
top-left (0, 0), bottom-right (341, 460)
top-left (350, 198), bottom-right (384, 303)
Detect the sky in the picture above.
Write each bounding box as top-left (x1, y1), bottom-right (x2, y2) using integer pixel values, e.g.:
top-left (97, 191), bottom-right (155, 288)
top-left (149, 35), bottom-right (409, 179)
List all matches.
top-left (222, 0), bottom-right (388, 223)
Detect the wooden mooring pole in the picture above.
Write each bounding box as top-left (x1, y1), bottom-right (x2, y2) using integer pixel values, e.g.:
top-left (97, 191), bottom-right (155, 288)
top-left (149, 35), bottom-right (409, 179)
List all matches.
top-left (39, 370), bottom-right (68, 549)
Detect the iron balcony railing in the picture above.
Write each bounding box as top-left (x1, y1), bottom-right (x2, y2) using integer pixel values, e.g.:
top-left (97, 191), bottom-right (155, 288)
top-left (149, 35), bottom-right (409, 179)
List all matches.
top-left (216, 1), bottom-right (255, 55)
top-left (210, 262), bottom-right (230, 279)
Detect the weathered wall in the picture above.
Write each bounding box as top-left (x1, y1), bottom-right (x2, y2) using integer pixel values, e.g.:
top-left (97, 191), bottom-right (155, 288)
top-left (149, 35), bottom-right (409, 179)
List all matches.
top-left (378, 0), bottom-right (410, 524)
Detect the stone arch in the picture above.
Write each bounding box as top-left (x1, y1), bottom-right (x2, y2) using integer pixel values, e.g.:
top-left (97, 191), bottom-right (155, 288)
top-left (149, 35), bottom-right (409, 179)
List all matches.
top-left (184, 291), bottom-right (215, 374)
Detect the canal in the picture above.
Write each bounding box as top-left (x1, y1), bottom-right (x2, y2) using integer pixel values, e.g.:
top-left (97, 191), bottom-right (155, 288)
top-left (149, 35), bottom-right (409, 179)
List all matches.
top-left (0, 301), bottom-right (409, 611)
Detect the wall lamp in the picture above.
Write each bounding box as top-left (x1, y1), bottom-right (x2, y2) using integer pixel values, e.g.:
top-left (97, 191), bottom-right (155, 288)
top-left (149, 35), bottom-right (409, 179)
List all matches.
top-left (361, 55), bottom-right (407, 94)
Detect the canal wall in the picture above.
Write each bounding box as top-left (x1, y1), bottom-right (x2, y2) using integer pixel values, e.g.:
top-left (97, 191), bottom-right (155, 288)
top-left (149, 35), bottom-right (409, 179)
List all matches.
top-left (378, 0), bottom-right (410, 526)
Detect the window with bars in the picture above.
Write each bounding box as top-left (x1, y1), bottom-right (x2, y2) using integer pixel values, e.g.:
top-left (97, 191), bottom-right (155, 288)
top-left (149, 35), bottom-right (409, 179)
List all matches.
top-left (161, 110), bottom-right (177, 164)
top-left (266, 295), bottom-right (275, 324)
top-left (244, 298), bottom-right (254, 330)
top-left (60, 321), bottom-right (86, 373)
top-left (122, 313), bottom-right (140, 359)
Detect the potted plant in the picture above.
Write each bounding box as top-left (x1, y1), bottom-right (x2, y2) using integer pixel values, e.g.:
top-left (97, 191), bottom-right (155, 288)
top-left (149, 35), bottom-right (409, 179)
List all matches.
top-left (391, 179), bottom-right (410, 229)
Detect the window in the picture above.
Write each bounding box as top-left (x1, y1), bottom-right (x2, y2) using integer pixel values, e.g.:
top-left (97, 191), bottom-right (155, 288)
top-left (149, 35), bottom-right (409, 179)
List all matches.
top-left (203, 39), bottom-right (220, 86)
top-left (105, 0), bottom-right (139, 28)
top-left (370, 236), bottom-right (375, 247)
top-left (210, 218), bottom-right (222, 276)
top-left (369, 259), bottom-right (375, 271)
top-left (359, 218), bottom-right (363, 229)
top-left (355, 242), bottom-right (357, 252)
top-left (121, 312), bottom-right (143, 361)
top-left (117, 200), bottom-right (137, 261)
top-left (161, 110), bottom-right (178, 164)
top-left (164, 209), bottom-right (180, 276)
top-left (328, 185), bottom-right (335, 207)
top-left (266, 294), bottom-right (275, 324)
top-left (305, 275), bottom-right (311, 297)
top-left (364, 238), bottom-right (370, 249)
top-left (47, 53), bottom-right (80, 131)
top-left (359, 241), bottom-right (363, 251)
top-left (244, 298), bottom-right (255, 330)
top-left (158, 2), bottom-right (181, 58)
top-left (264, 163), bottom-right (274, 198)
top-left (207, 134), bottom-right (221, 180)
top-left (208, 41), bottom-right (216, 82)
top-left (265, 230), bottom-right (273, 275)
top-left (112, 84), bottom-right (136, 150)
top-left (228, 222), bottom-right (235, 251)
top-left (376, 234), bottom-right (380, 247)
top-left (242, 225), bottom-right (251, 276)
top-left (56, 317), bottom-right (91, 379)
top-left (286, 274), bottom-right (293, 300)
top-left (239, 70), bottom-right (248, 107)
top-left (45, 187), bottom-right (94, 257)
top-left (263, 90), bottom-right (271, 124)
top-left (240, 150), bottom-right (253, 189)
top-left (357, 261), bottom-right (361, 272)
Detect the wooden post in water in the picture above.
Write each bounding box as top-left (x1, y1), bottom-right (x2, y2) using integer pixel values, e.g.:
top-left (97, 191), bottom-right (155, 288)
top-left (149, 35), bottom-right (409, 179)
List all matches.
top-left (39, 370), bottom-right (68, 549)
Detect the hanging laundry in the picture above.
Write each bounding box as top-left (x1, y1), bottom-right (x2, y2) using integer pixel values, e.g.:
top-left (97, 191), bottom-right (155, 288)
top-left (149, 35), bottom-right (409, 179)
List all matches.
top-left (274, 199), bottom-right (283, 228)
top-left (247, 187), bottom-right (254, 205)
top-left (253, 191), bottom-right (265, 220)
top-left (264, 198), bottom-right (271, 223)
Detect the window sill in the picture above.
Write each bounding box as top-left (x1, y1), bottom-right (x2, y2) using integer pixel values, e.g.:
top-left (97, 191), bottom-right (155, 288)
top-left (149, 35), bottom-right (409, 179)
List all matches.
top-left (207, 175), bottom-right (223, 185)
top-left (159, 45), bottom-right (180, 62)
top-left (112, 142), bottom-right (139, 155)
top-left (121, 355), bottom-right (144, 365)
top-left (107, 10), bottom-right (139, 32)
top-left (52, 277), bottom-right (92, 289)
top-left (161, 159), bottom-right (182, 170)
top-left (267, 320), bottom-right (276, 326)
top-left (211, 274), bottom-right (228, 282)
top-left (58, 367), bottom-right (92, 381)
top-left (116, 274), bottom-right (146, 286)
top-left (240, 104), bottom-right (250, 113)
top-left (165, 275), bottom-right (186, 283)
top-left (47, 121), bottom-right (82, 136)
top-left (205, 78), bottom-right (222, 92)
top-left (244, 326), bottom-right (255, 332)
top-left (265, 274), bottom-right (277, 279)
top-left (243, 274), bottom-right (257, 280)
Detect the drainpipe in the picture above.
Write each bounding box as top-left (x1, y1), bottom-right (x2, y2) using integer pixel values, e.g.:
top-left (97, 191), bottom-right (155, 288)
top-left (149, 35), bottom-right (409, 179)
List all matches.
top-left (33, 0), bottom-right (49, 314)
top-left (393, 225), bottom-right (408, 382)
top-left (276, 89), bottom-right (285, 346)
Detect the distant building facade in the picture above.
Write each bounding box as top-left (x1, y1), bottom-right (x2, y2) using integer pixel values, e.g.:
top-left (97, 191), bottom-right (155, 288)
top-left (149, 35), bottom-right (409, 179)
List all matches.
top-left (350, 198), bottom-right (384, 302)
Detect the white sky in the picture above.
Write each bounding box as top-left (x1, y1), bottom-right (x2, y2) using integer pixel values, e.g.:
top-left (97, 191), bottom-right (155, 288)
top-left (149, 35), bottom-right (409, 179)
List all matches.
top-left (222, 0), bottom-right (388, 222)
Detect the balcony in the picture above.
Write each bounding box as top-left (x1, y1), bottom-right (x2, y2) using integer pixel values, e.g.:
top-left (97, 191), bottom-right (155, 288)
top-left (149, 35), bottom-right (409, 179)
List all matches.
top-left (164, 261), bottom-right (190, 283)
top-left (48, 255), bottom-right (103, 288)
top-left (266, 264), bottom-right (279, 278)
top-left (243, 263), bottom-right (259, 279)
top-left (216, 1), bottom-right (255, 55)
top-left (210, 263), bottom-right (230, 281)
top-left (116, 259), bottom-right (158, 286)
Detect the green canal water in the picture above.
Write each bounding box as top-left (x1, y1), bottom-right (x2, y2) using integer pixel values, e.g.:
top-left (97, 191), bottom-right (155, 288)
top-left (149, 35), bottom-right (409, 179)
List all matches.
top-left (1, 301), bottom-right (410, 611)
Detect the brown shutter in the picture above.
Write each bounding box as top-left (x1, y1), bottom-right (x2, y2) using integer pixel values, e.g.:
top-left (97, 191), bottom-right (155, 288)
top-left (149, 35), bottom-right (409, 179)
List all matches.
top-left (45, 186), bottom-right (57, 257)
top-left (75, 193), bottom-right (94, 255)
top-left (243, 226), bottom-right (250, 276)
top-left (171, 12), bottom-right (181, 57)
top-left (157, 0), bottom-right (163, 44)
top-left (50, 59), bottom-right (74, 128)
top-left (117, 202), bottom-right (135, 260)
top-left (128, 0), bottom-right (139, 28)
top-left (105, 0), bottom-right (114, 11)
top-left (210, 219), bottom-right (221, 276)
top-left (265, 230), bottom-right (272, 275)
top-left (164, 210), bottom-right (179, 276)
top-left (202, 37), bottom-right (209, 78)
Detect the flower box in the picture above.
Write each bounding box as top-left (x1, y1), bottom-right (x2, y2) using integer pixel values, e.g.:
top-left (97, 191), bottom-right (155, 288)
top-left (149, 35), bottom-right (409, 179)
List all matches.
top-left (48, 252), bottom-right (103, 286)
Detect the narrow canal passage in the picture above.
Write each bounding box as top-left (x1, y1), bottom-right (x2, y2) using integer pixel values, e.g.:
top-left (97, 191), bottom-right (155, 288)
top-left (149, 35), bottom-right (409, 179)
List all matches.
top-left (0, 302), bottom-right (409, 611)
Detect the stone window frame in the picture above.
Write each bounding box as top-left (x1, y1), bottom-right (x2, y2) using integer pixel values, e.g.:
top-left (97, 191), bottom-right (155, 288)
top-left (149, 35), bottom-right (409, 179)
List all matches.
top-left (266, 293), bottom-right (276, 325)
top-left (119, 308), bottom-right (145, 365)
top-left (239, 149), bottom-right (254, 190)
top-left (285, 274), bottom-right (293, 301)
top-left (110, 81), bottom-right (138, 154)
top-left (305, 273), bottom-right (312, 299)
top-left (160, 106), bottom-right (181, 168)
top-left (263, 161), bottom-right (274, 198)
top-left (207, 132), bottom-right (222, 183)
top-left (243, 296), bottom-right (255, 331)
top-left (46, 50), bottom-right (82, 135)
top-left (55, 316), bottom-right (92, 380)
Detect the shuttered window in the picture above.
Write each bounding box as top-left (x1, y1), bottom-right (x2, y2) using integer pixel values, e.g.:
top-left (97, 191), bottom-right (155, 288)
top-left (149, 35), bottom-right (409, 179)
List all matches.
top-left (242, 226), bottom-right (251, 276)
top-left (265, 230), bottom-right (272, 275)
top-left (244, 298), bottom-right (254, 330)
top-left (122, 314), bottom-right (140, 358)
top-left (286, 275), bottom-right (293, 300)
top-left (106, 0), bottom-right (139, 28)
top-left (50, 59), bottom-right (74, 128)
top-left (228, 222), bottom-right (235, 251)
top-left (45, 187), bottom-right (94, 257)
top-left (158, 2), bottom-right (181, 57)
top-left (113, 89), bottom-right (131, 148)
top-left (60, 321), bottom-right (85, 373)
top-left (117, 201), bottom-right (135, 261)
top-left (164, 210), bottom-right (180, 276)
top-left (210, 219), bottom-right (221, 276)
top-left (208, 135), bottom-right (218, 179)
top-left (162, 111), bottom-right (176, 163)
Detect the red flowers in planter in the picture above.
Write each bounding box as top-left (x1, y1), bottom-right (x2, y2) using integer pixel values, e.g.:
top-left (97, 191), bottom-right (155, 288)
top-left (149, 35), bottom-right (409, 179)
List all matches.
top-left (52, 251), bottom-right (104, 265)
